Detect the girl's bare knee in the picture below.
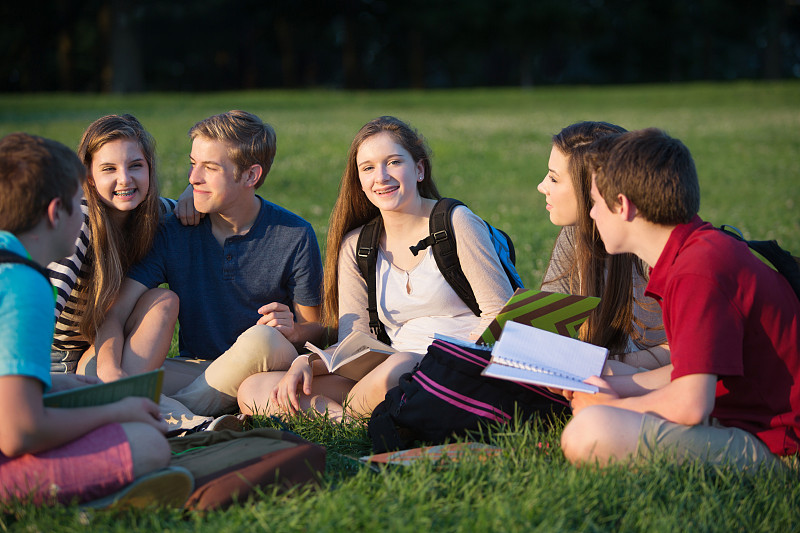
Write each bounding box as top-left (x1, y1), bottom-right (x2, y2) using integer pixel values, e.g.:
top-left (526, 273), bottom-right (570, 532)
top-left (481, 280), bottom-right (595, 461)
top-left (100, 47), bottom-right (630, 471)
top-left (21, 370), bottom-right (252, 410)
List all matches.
top-left (346, 352), bottom-right (420, 416)
top-left (237, 372), bottom-right (284, 415)
top-left (125, 288), bottom-right (179, 335)
top-left (149, 288), bottom-right (180, 320)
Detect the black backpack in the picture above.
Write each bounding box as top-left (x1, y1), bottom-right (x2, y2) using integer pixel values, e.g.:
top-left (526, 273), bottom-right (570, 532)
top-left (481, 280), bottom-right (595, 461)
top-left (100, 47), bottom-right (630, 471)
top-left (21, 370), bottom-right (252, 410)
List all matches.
top-left (719, 225), bottom-right (800, 300)
top-left (356, 198), bottom-right (525, 345)
top-left (367, 337), bottom-right (567, 453)
top-left (0, 250), bottom-right (50, 281)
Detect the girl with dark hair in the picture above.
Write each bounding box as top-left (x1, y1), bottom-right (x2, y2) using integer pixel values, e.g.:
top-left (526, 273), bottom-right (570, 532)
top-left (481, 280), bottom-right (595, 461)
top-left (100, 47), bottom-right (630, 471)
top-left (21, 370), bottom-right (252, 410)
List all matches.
top-left (237, 116), bottom-right (514, 420)
top-left (538, 121), bottom-right (669, 371)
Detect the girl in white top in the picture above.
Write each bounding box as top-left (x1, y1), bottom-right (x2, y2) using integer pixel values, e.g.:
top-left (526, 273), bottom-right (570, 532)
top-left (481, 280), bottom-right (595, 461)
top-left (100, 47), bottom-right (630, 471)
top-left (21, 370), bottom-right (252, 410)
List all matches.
top-left (237, 116), bottom-right (513, 420)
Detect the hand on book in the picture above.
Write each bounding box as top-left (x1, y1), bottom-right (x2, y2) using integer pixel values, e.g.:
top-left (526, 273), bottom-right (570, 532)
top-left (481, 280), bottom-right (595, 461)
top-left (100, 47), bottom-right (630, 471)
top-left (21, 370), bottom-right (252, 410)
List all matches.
top-left (109, 396), bottom-right (169, 433)
top-left (570, 376), bottom-right (619, 415)
top-left (270, 356), bottom-right (313, 413)
top-left (49, 373), bottom-right (101, 392)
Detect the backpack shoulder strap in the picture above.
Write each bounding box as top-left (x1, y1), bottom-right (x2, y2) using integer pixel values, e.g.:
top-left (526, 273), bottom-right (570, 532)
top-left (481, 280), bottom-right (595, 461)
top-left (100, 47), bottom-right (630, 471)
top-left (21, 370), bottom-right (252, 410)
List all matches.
top-left (0, 250), bottom-right (50, 281)
top-left (410, 198), bottom-right (481, 316)
top-left (719, 225), bottom-right (800, 301)
top-left (356, 217), bottom-right (392, 345)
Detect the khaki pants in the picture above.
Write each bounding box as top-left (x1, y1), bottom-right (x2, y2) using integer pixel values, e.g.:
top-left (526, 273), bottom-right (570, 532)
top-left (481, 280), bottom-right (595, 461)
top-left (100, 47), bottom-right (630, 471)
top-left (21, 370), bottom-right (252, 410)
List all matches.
top-left (162, 325), bottom-right (299, 417)
top-left (637, 413), bottom-right (787, 472)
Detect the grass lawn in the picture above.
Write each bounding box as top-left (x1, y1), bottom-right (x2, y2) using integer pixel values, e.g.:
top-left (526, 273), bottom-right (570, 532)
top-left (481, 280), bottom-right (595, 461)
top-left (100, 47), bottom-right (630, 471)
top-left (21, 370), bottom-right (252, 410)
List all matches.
top-left (1, 82), bottom-right (799, 531)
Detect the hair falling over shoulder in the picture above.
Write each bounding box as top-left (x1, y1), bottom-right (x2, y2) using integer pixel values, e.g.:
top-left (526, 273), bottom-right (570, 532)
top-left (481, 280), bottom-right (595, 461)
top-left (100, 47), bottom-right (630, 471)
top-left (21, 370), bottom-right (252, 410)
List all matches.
top-left (320, 116), bottom-right (441, 331)
top-left (543, 121), bottom-right (658, 355)
top-left (77, 114), bottom-right (162, 342)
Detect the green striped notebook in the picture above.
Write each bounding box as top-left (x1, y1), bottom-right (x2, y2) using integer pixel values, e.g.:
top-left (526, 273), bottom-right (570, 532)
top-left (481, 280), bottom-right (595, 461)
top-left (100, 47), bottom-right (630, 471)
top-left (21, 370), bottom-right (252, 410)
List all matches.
top-left (478, 288), bottom-right (600, 345)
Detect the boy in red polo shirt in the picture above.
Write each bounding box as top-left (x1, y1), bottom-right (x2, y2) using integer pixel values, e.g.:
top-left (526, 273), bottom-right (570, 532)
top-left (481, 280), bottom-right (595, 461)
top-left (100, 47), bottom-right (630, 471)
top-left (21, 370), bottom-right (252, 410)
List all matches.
top-left (560, 128), bottom-right (800, 470)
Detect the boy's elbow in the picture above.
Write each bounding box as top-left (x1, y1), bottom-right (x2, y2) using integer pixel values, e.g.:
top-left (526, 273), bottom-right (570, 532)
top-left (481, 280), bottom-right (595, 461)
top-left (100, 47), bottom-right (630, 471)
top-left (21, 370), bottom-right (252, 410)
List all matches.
top-left (667, 374), bottom-right (716, 426)
top-left (672, 402), bottom-right (713, 426)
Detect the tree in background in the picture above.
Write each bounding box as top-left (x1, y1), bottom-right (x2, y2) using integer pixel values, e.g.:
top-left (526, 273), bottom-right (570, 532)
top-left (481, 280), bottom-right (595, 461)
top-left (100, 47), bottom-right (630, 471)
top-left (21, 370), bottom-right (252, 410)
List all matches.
top-left (2, 0), bottom-right (798, 92)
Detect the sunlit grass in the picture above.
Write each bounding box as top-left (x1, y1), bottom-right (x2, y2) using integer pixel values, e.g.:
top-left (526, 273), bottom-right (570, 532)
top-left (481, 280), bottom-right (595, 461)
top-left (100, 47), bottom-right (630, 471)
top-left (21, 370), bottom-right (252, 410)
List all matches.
top-left (1, 82), bottom-right (798, 531)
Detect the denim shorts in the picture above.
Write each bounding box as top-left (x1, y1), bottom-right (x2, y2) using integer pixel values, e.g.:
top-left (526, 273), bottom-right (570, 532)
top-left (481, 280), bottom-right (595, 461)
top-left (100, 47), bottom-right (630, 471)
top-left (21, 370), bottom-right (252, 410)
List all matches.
top-left (50, 350), bottom-right (84, 373)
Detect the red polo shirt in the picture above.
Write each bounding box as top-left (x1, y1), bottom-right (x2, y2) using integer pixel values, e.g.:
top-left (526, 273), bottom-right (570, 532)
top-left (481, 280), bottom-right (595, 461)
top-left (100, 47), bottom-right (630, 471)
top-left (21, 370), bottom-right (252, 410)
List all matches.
top-left (646, 216), bottom-right (800, 455)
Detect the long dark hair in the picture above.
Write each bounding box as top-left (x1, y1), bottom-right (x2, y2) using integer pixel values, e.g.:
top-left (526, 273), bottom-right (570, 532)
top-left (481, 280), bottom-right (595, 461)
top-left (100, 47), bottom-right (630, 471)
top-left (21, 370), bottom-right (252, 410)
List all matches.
top-left (543, 121), bottom-right (653, 355)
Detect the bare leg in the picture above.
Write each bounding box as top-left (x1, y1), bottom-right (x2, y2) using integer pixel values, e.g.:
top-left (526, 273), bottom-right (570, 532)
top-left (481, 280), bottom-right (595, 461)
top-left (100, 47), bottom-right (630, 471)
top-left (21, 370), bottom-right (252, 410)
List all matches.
top-left (121, 288), bottom-right (178, 374)
top-left (78, 288), bottom-right (178, 377)
top-left (345, 351), bottom-right (421, 418)
top-left (120, 422), bottom-right (171, 478)
top-left (237, 370), bottom-right (353, 417)
top-left (239, 351), bottom-right (420, 420)
top-left (560, 405), bottom-right (644, 466)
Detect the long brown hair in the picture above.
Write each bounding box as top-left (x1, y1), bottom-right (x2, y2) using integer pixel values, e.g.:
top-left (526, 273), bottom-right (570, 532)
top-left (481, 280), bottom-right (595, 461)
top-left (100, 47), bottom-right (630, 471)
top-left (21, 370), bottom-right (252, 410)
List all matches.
top-left (321, 116), bottom-right (441, 330)
top-left (77, 114), bottom-right (161, 342)
top-left (543, 121), bottom-right (652, 355)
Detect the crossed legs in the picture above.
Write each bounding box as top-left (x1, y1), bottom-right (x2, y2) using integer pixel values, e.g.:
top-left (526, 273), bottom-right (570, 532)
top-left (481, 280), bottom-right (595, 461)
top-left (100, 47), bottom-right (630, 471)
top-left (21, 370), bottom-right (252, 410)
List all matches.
top-left (165, 324), bottom-right (299, 417)
top-left (561, 405), bottom-right (785, 471)
top-left (237, 351), bottom-right (422, 421)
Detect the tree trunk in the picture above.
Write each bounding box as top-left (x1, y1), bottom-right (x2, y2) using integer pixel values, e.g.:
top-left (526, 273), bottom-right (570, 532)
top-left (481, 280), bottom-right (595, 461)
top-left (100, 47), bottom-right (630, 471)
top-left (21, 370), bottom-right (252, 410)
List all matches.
top-left (109, 0), bottom-right (144, 93)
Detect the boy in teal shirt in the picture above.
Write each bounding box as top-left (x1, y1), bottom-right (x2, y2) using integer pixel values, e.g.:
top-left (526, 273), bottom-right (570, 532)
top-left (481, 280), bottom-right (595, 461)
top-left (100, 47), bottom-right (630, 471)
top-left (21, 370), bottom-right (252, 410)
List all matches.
top-left (0, 132), bottom-right (191, 507)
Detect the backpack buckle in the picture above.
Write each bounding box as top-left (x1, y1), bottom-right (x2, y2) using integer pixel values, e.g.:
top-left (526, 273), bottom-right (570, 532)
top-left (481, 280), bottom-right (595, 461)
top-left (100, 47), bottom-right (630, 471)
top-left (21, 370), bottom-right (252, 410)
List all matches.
top-left (432, 230), bottom-right (448, 242)
top-left (357, 247), bottom-right (372, 258)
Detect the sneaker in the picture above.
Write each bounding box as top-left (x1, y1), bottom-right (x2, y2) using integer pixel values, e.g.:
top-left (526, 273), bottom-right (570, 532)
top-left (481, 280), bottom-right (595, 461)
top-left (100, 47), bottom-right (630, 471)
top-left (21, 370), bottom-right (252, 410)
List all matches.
top-left (83, 466), bottom-right (194, 510)
top-left (205, 413), bottom-right (248, 432)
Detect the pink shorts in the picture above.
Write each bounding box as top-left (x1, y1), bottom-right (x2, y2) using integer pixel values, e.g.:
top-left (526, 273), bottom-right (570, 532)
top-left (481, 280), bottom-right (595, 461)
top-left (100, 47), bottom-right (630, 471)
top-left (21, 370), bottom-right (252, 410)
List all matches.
top-left (0, 423), bottom-right (134, 506)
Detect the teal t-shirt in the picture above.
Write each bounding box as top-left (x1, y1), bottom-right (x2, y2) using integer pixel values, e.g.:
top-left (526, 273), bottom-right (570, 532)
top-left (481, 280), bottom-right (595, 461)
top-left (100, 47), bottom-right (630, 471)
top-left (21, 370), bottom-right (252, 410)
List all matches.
top-left (0, 231), bottom-right (53, 391)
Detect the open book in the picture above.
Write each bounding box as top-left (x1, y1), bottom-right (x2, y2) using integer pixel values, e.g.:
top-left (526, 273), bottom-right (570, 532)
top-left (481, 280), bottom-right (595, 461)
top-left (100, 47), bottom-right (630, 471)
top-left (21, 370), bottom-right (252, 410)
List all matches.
top-left (479, 288), bottom-right (601, 345)
top-left (43, 369), bottom-right (163, 408)
top-left (481, 321), bottom-right (608, 393)
top-left (305, 331), bottom-right (396, 381)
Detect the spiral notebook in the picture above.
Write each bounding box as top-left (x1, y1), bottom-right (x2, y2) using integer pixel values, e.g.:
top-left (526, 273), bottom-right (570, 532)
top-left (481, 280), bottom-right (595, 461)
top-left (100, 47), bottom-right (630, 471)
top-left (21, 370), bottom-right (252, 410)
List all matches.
top-left (482, 321), bottom-right (608, 393)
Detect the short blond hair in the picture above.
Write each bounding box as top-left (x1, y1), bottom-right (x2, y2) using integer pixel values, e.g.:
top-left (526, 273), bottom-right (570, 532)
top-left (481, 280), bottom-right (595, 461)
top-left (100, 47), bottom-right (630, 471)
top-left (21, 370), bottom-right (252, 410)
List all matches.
top-left (189, 110), bottom-right (276, 188)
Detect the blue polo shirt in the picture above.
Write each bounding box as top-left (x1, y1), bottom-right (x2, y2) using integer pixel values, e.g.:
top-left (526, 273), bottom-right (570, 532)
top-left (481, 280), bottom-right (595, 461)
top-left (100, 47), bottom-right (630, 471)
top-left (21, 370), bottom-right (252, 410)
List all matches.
top-left (128, 197), bottom-right (323, 359)
top-left (0, 232), bottom-right (53, 390)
